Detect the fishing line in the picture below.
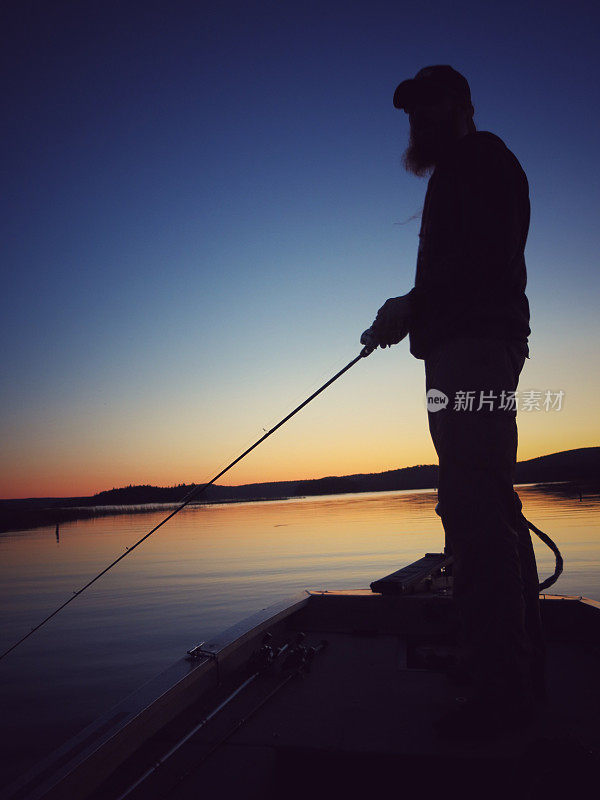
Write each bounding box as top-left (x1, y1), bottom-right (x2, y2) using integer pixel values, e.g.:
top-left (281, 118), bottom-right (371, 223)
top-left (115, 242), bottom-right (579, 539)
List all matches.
top-left (0, 339), bottom-right (563, 660)
top-left (0, 345), bottom-right (375, 662)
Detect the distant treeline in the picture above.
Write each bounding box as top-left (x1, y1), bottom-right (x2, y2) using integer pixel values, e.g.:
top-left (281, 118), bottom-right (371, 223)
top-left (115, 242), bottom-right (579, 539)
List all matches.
top-left (1, 446), bottom-right (598, 533)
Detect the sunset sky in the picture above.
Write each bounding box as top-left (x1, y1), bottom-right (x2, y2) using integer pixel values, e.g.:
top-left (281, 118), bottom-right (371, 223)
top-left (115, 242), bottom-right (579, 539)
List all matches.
top-left (2, 0), bottom-right (599, 499)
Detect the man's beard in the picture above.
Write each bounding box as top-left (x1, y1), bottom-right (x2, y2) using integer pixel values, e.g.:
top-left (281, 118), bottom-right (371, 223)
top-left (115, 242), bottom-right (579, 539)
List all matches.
top-left (402, 114), bottom-right (459, 177)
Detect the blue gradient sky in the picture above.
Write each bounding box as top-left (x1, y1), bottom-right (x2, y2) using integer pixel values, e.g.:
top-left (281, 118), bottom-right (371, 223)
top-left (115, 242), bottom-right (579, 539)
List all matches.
top-left (2, 0), bottom-right (599, 498)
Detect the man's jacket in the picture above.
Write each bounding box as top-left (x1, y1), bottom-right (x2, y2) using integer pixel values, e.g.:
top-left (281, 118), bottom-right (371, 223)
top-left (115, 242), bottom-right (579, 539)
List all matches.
top-left (407, 130), bottom-right (531, 361)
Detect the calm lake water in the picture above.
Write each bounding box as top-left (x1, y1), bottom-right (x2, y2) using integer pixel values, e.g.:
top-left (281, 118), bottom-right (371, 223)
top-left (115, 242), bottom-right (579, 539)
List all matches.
top-left (0, 485), bottom-right (599, 786)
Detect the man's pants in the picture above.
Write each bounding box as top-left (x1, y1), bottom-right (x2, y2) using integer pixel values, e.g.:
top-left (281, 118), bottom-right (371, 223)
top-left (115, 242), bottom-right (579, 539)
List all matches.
top-left (425, 337), bottom-right (545, 702)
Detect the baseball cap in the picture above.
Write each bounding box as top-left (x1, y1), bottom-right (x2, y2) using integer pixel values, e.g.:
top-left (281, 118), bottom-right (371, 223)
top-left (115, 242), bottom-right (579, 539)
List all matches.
top-left (393, 65), bottom-right (474, 113)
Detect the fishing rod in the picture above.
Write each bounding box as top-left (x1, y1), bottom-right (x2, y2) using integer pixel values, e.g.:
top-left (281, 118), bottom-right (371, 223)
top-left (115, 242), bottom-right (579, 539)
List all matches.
top-left (116, 632), bottom-right (328, 800)
top-left (0, 344), bottom-right (376, 663)
top-left (0, 335), bottom-right (563, 661)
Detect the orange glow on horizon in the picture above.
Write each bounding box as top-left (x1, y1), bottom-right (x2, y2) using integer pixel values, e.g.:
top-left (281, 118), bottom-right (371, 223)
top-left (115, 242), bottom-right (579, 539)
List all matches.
top-left (2, 433), bottom-right (597, 500)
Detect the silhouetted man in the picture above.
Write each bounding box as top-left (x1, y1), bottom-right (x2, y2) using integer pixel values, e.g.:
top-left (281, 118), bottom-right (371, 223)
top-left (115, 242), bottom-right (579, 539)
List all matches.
top-left (361, 66), bottom-right (544, 734)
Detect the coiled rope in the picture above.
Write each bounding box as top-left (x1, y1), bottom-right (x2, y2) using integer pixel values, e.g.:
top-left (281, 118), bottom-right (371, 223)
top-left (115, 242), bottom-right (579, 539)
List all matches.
top-left (525, 514), bottom-right (564, 592)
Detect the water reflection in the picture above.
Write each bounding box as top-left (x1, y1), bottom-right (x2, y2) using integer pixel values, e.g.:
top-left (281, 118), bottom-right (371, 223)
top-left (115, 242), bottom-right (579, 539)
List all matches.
top-left (0, 484), bottom-right (598, 786)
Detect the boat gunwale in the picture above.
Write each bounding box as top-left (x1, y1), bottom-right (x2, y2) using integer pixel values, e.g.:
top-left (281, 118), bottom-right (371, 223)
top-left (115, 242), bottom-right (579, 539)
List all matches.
top-left (1, 590), bottom-right (310, 800)
top-left (5, 587), bottom-right (600, 800)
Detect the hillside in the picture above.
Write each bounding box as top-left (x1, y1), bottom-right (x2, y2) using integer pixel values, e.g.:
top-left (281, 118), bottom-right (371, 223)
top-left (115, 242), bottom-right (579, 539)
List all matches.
top-left (1, 446), bottom-right (598, 532)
